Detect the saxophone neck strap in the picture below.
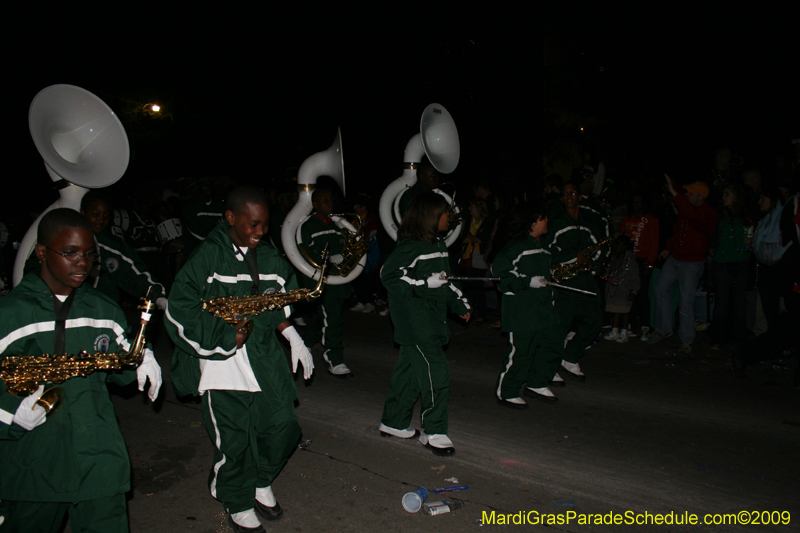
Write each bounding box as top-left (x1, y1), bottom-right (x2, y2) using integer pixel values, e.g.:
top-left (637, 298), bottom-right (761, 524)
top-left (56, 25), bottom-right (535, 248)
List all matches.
top-left (52, 289), bottom-right (78, 355)
top-left (234, 246), bottom-right (260, 296)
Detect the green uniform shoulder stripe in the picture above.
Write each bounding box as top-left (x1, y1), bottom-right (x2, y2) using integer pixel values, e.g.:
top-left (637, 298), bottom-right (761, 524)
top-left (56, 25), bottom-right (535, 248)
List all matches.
top-left (0, 318), bottom-right (129, 353)
top-left (205, 273), bottom-right (288, 287)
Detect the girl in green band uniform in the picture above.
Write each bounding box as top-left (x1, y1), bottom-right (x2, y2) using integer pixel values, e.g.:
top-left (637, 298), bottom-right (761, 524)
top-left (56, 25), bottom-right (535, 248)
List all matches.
top-left (379, 193), bottom-right (471, 457)
top-left (494, 204), bottom-right (564, 407)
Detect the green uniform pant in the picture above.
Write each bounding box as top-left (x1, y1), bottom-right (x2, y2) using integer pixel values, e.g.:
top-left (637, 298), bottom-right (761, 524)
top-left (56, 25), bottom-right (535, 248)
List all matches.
top-left (0, 493), bottom-right (127, 533)
top-left (496, 328), bottom-right (564, 398)
top-left (202, 390), bottom-right (301, 514)
top-left (555, 290), bottom-right (602, 363)
top-left (305, 287), bottom-right (348, 369)
top-left (381, 344), bottom-right (449, 435)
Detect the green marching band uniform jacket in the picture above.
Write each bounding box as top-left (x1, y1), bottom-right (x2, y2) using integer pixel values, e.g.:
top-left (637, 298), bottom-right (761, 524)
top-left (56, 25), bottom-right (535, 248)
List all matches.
top-left (0, 274), bottom-right (139, 502)
top-left (299, 214), bottom-right (351, 298)
top-left (540, 210), bottom-right (606, 293)
top-left (492, 235), bottom-right (560, 332)
top-left (381, 237), bottom-right (470, 346)
top-left (164, 223), bottom-right (298, 412)
top-left (94, 229), bottom-right (166, 302)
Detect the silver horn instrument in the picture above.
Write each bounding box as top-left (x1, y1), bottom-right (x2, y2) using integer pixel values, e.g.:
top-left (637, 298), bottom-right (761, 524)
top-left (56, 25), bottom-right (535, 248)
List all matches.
top-left (379, 103), bottom-right (463, 247)
top-left (280, 128), bottom-right (366, 285)
top-left (13, 84), bottom-right (129, 286)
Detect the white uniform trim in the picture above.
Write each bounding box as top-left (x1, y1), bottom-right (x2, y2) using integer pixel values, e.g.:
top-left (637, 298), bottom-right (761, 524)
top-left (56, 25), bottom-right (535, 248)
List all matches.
top-left (398, 251), bottom-right (448, 287)
top-left (496, 332), bottom-right (516, 399)
top-left (0, 318), bottom-right (130, 354)
top-left (206, 390), bottom-right (227, 499)
top-left (206, 273), bottom-right (288, 286)
top-left (416, 345), bottom-right (436, 429)
top-left (164, 306), bottom-right (237, 358)
top-left (97, 242), bottom-right (166, 297)
top-left (0, 408), bottom-right (15, 425)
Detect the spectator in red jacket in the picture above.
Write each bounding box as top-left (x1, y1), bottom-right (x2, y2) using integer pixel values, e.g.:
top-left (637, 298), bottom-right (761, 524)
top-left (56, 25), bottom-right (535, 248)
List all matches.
top-left (648, 175), bottom-right (717, 353)
top-left (621, 194), bottom-right (660, 340)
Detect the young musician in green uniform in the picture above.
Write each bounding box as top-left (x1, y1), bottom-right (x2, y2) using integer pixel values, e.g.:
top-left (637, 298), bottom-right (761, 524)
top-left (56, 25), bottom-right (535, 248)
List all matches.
top-left (300, 187), bottom-right (353, 377)
top-left (494, 204), bottom-right (564, 407)
top-left (541, 183), bottom-right (605, 381)
top-left (0, 208), bottom-right (161, 533)
top-left (379, 193), bottom-right (471, 456)
top-left (165, 186), bottom-right (313, 533)
top-left (80, 191), bottom-right (167, 308)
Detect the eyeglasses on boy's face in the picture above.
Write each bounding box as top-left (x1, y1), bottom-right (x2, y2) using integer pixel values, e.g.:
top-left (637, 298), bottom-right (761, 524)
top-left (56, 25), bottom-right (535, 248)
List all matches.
top-left (46, 247), bottom-right (100, 263)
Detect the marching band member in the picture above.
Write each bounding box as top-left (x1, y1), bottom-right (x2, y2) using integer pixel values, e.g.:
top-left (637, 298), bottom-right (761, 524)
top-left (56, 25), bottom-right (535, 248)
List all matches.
top-left (299, 187), bottom-right (353, 378)
top-left (494, 203), bottom-right (564, 407)
top-left (541, 183), bottom-right (605, 382)
top-left (379, 192), bottom-right (471, 456)
top-left (79, 191), bottom-right (167, 309)
top-left (0, 209), bottom-right (161, 533)
top-left (164, 186), bottom-right (312, 533)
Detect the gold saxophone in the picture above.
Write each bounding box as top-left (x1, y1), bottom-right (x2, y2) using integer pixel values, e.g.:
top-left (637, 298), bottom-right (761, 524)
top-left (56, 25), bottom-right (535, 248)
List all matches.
top-left (552, 235), bottom-right (616, 283)
top-left (0, 290), bottom-right (157, 416)
top-left (299, 214), bottom-right (369, 277)
top-left (202, 251), bottom-right (328, 335)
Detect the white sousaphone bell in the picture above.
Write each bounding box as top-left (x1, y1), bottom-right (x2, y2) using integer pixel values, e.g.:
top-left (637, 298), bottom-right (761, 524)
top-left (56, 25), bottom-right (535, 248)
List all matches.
top-left (280, 128), bottom-right (366, 285)
top-left (378, 103), bottom-right (462, 246)
top-left (13, 84), bottom-right (130, 286)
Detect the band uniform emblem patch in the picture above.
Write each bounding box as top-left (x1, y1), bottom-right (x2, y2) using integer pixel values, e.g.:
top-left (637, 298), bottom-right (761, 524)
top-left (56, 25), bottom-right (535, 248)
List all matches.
top-left (94, 334), bottom-right (111, 353)
top-left (105, 258), bottom-right (120, 273)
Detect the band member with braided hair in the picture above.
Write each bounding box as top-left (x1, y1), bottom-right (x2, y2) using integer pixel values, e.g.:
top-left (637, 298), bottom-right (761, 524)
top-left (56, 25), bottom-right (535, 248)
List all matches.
top-left (0, 208), bottom-right (161, 533)
top-left (165, 186), bottom-right (313, 533)
top-left (379, 192), bottom-right (471, 457)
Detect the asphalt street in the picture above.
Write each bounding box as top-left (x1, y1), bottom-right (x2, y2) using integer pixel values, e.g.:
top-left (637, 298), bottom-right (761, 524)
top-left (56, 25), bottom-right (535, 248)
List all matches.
top-left (101, 305), bottom-right (799, 533)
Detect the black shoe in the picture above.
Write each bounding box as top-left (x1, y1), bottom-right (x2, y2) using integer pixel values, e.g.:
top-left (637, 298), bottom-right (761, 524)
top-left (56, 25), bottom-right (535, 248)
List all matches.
top-left (523, 387), bottom-right (559, 404)
top-left (497, 398), bottom-right (529, 410)
top-left (425, 443), bottom-right (456, 456)
top-left (548, 379), bottom-right (567, 388)
top-left (255, 499), bottom-right (284, 522)
top-left (227, 514), bottom-right (266, 533)
top-left (380, 429), bottom-right (421, 439)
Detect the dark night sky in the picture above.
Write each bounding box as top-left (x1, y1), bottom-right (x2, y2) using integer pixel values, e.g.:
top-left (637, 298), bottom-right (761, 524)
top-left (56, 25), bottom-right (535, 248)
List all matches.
top-left (4, 7), bottom-right (798, 229)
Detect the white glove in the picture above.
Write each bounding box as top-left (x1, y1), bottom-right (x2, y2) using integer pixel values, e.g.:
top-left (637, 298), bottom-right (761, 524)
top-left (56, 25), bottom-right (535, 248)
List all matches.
top-left (282, 325), bottom-right (314, 380)
top-left (426, 272), bottom-right (448, 289)
top-left (136, 349), bottom-right (162, 401)
top-left (13, 385), bottom-right (47, 431)
top-left (156, 297), bottom-right (168, 311)
top-left (329, 254), bottom-right (344, 265)
top-left (530, 276), bottom-right (547, 289)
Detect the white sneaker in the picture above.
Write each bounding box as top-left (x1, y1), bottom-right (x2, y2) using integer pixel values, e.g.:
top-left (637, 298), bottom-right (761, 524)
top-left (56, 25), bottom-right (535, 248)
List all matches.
top-left (350, 302), bottom-right (366, 312)
top-left (561, 360), bottom-right (584, 377)
top-left (229, 509), bottom-right (261, 528)
top-left (361, 303), bottom-right (376, 314)
top-left (328, 363), bottom-right (351, 376)
top-left (378, 307), bottom-right (389, 317)
top-left (604, 328), bottom-right (620, 341)
top-left (292, 316), bottom-right (307, 327)
top-left (640, 327), bottom-right (650, 342)
top-left (616, 330), bottom-right (629, 343)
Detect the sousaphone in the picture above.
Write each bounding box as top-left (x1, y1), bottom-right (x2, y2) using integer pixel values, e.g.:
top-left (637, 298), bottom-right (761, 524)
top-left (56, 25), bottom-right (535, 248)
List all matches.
top-left (13, 84), bottom-right (129, 286)
top-left (379, 103), bottom-right (462, 246)
top-left (280, 128), bottom-right (366, 285)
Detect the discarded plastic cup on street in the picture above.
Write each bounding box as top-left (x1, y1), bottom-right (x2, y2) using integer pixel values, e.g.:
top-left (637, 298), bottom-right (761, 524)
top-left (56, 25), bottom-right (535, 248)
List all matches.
top-left (402, 487), bottom-right (429, 513)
